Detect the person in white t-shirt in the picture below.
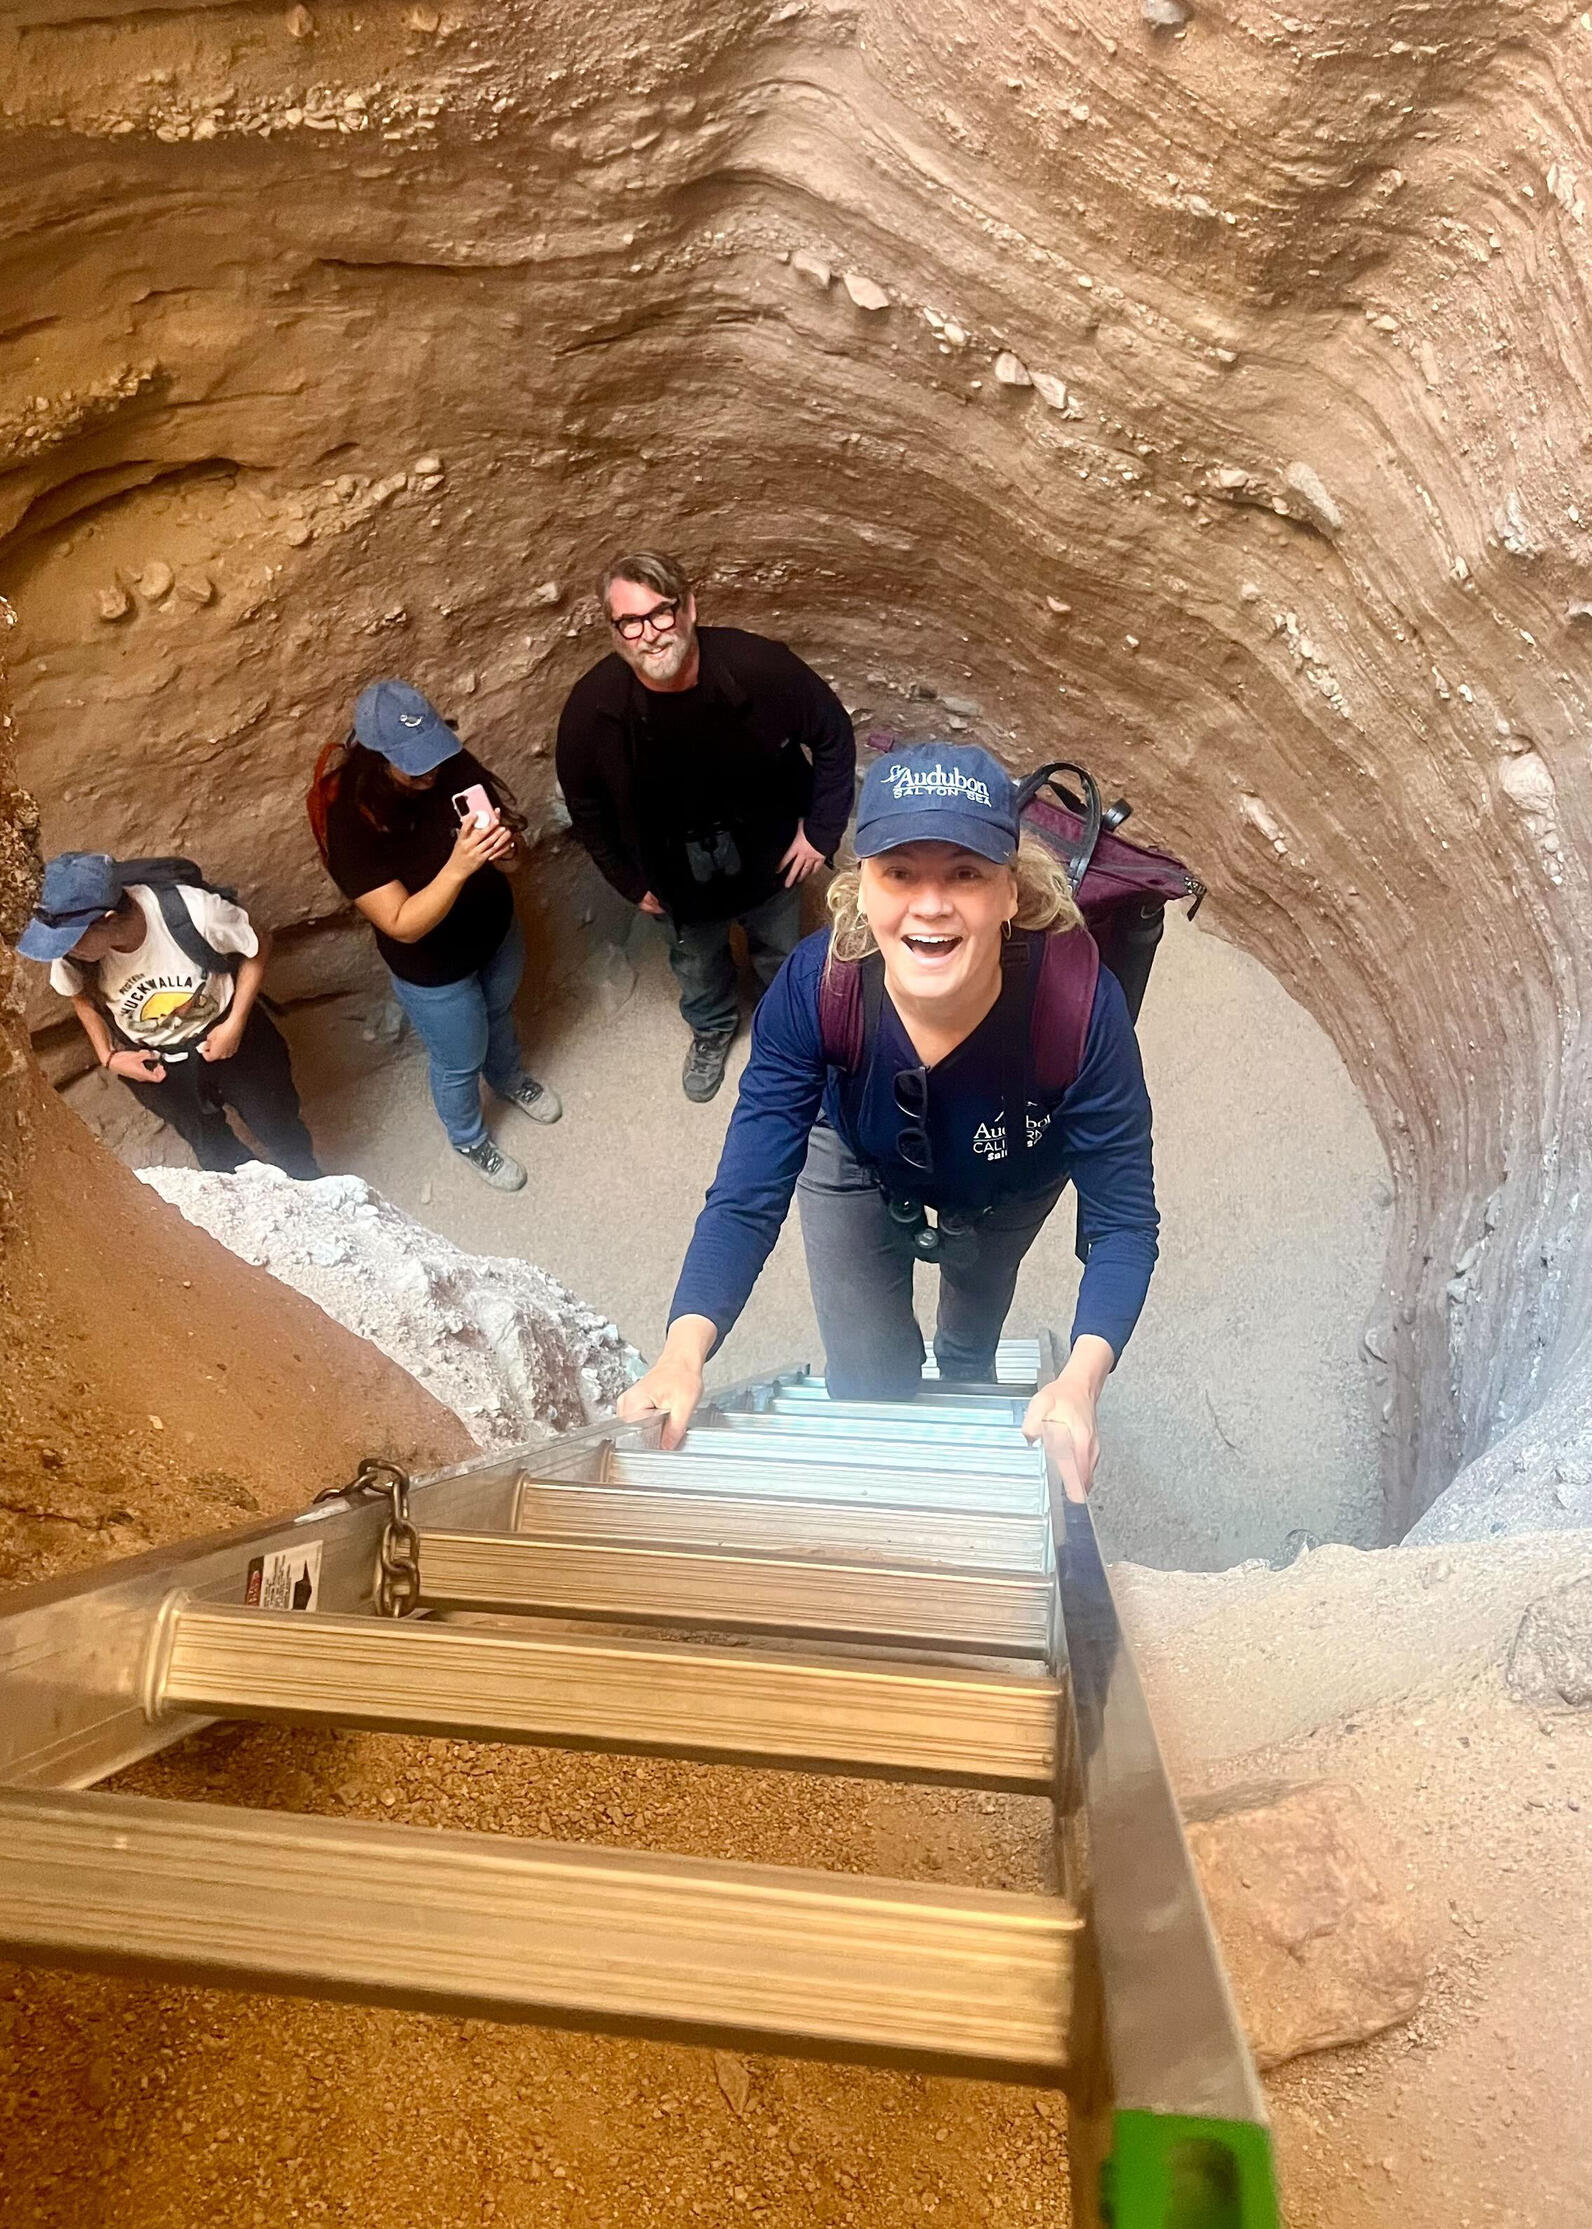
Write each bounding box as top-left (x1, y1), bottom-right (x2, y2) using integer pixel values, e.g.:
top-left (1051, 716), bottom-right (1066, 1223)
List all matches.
top-left (19, 851), bottom-right (321, 1179)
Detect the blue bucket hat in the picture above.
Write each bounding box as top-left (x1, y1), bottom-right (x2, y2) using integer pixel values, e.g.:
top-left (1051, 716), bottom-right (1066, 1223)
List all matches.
top-left (353, 679), bottom-right (458, 776)
top-left (854, 743), bottom-right (1020, 865)
top-left (17, 851), bottom-right (123, 962)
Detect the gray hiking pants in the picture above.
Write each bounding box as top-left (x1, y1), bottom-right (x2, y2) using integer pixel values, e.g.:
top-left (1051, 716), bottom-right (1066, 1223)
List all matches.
top-left (794, 1123), bottom-right (1066, 1400)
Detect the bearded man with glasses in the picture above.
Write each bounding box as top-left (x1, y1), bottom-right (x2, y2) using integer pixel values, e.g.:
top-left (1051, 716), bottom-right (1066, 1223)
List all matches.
top-left (556, 550), bottom-right (856, 1101)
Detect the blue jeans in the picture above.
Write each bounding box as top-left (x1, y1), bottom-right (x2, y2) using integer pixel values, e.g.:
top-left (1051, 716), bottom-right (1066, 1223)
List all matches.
top-left (388, 922), bottom-right (529, 1150)
top-left (665, 884), bottom-right (802, 1036)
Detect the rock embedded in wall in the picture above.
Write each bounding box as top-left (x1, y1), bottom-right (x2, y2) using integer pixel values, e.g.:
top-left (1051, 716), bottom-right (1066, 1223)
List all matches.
top-left (1506, 1572), bottom-right (1592, 1708)
top-left (1, 0), bottom-right (1591, 1530)
top-left (1185, 1778), bottom-right (1427, 2068)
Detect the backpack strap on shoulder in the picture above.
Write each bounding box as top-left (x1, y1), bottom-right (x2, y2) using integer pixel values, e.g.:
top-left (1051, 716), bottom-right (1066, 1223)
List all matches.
top-left (143, 882), bottom-right (238, 977)
top-left (1029, 925), bottom-right (1100, 1098)
top-left (817, 939), bottom-right (870, 1071)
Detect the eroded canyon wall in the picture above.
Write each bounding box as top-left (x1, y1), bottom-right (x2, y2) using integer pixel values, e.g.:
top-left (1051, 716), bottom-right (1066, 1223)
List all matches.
top-left (3, 0), bottom-right (1591, 1528)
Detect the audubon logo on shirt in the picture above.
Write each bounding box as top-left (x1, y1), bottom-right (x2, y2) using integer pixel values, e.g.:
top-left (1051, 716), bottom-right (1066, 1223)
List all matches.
top-left (971, 1107), bottom-right (1052, 1161)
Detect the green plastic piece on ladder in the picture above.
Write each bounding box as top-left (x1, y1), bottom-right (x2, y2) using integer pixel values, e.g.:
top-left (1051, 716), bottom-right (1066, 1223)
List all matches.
top-left (1102, 2112), bottom-right (1280, 2229)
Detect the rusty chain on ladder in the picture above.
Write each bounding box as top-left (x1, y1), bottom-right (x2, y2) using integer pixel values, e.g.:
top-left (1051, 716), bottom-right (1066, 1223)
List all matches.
top-left (314, 1456), bottom-right (420, 1617)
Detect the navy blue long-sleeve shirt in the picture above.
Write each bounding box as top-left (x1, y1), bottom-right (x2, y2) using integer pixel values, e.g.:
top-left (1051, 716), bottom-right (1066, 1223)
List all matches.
top-left (670, 931), bottom-right (1159, 1357)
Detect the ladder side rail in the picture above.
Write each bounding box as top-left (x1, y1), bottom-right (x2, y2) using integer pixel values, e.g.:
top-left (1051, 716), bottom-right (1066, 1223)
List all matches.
top-left (1038, 1334), bottom-right (1280, 2229)
top-left (0, 1470), bottom-right (496, 1791)
top-left (0, 1362), bottom-right (803, 1794)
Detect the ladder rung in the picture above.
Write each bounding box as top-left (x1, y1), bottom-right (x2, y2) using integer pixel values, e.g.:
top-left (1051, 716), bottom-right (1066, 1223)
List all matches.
top-left (921, 1366), bottom-right (1038, 1388)
top-left (155, 1607), bottom-right (1060, 1786)
top-left (604, 1450), bottom-right (1047, 1516)
top-left (801, 1378), bottom-right (1038, 1400)
top-left (0, 1789), bottom-right (1075, 2075)
top-left (763, 1393), bottom-right (1028, 1427)
top-left (709, 1412), bottom-right (1029, 1450)
top-left (678, 1431), bottom-right (1038, 1478)
top-left (513, 1477), bottom-right (1048, 1573)
top-left (414, 1532), bottom-right (1051, 1655)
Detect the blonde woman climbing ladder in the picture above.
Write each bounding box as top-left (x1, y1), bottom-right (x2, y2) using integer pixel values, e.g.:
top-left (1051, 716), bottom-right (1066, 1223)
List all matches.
top-left (619, 742), bottom-right (1160, 1498)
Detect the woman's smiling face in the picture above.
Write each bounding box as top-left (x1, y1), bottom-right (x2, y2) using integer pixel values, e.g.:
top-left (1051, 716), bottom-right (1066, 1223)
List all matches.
top-left (861, 841), bottom-right (1018, 1006)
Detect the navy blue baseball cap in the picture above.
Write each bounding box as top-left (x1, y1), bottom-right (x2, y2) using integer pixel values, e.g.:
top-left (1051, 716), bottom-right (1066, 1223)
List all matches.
top-left (17, 851), bottom-right (122, 962)
top-left (353, 679), bottom-right (458, 776)
top-left (854, 743), bottom-right (1020, 865)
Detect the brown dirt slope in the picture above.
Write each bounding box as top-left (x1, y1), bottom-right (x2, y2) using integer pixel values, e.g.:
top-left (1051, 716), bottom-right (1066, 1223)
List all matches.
top-left (0, 1074), bottom-right (473, 1589)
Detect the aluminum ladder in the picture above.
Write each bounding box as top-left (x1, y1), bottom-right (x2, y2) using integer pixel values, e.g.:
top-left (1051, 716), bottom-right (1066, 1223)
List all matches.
top-left (0, 1330), bottom-right (1279, 2227)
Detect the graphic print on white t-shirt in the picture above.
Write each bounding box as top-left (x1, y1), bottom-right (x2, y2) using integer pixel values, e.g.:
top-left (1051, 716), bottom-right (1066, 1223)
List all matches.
top-left (48, 885), bottom-right (258, 1050)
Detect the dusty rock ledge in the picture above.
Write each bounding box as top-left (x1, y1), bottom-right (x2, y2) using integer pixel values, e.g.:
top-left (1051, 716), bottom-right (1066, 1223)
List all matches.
top-left (137, 1163), bottom-right (638, 1449)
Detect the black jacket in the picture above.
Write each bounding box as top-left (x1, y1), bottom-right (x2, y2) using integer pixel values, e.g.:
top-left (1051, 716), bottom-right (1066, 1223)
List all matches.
top-left (555, 627), bottom-right (857, 923)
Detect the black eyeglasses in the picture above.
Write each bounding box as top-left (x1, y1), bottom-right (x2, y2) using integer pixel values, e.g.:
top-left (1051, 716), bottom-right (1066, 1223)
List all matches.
top-left (610, 599), bottom-right (680, 642)
top-left (894, 1065), bottom-right (932, 1175)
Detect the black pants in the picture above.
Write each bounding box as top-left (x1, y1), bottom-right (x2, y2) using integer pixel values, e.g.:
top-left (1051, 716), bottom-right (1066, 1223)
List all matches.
top-left (122, 1008), bottom-right (322, 1180)
top-left (795, 1123), bottom-right (1065, 1400)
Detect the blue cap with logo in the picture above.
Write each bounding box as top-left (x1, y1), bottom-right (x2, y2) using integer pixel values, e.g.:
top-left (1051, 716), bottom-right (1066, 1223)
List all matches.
top-left (853, 743), bottom-right (1020, 865)
top-left (17, 851), bottom-right (123, 963)
top-left (353, 679), bottom-right (458, 776)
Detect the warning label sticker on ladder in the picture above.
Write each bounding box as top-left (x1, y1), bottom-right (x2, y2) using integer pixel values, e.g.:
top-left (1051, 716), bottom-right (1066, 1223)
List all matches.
top-left (243, 1539), bottom-right (323, 1612)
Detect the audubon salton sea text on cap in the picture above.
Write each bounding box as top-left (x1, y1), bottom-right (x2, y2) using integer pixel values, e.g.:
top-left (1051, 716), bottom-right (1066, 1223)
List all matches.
top-left (852, 742), bottom-right (1021, 866)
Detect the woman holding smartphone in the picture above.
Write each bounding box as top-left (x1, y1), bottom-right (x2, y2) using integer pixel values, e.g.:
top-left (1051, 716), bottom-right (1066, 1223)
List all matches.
top-left (312, 678), bottom-right (561, 1191)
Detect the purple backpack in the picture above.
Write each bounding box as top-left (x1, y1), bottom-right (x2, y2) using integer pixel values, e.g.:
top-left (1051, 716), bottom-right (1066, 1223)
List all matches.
top-left (818, 757), bottom-right (1202, 1083)
top-left (1015, 760), bottom-right (1203, 1019)
top-left (818, 926), bottom-right (1100, 1094)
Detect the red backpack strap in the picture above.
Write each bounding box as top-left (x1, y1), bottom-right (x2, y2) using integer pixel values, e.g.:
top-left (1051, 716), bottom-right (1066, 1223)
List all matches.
top-left (1030, 925), bottom-right (1100, 1097)
top-left (817, 940), bottom-right (866, 1070)
top-left (306, 735), bottom-right (349, 862)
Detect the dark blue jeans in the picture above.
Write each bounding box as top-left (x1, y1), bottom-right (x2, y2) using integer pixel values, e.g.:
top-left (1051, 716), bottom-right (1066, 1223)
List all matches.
top-left (388, 922), bottom-right (529, 1150)
top-left (665, 885), bottom-right (802, 1036)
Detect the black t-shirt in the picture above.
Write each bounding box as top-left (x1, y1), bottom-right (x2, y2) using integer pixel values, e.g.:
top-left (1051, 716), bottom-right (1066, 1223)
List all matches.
top-left (324, 748), bottom-right (515, 985)
top-left (633, 683), bottom-right (800, 920)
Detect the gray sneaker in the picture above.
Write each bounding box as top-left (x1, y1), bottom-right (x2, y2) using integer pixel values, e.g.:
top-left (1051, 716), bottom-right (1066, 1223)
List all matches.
top-left (453, 1136), bottom-right (527, 1191)
top-left (682, 1028), bottom-right (735, 1103)
top-left (500, 1075), bottom-right (563, 1125)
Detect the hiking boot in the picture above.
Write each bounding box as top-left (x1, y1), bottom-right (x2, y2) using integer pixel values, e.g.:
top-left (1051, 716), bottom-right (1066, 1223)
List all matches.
top-left (682, 1028), bottom-right (735, 1103)
top-left (500, 1074), bottom-right (563, 1125)
top-left (453, 1136), bottom-right (527, 1191)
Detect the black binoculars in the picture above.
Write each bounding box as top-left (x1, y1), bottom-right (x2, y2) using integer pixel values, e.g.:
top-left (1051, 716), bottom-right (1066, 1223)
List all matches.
top-left (885, 1193), bottom-right (984, 1270)
top-left (683, 827), bottom-right (743, 884)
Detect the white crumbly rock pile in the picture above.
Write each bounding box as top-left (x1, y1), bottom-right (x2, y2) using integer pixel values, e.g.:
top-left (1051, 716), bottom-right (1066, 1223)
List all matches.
top-left (138, 1163), bottom-right (638, 1449)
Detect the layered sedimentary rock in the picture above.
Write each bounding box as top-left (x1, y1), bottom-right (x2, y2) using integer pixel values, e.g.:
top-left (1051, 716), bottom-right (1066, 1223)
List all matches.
top-left (2, 0), bottom-right (1591, 1528)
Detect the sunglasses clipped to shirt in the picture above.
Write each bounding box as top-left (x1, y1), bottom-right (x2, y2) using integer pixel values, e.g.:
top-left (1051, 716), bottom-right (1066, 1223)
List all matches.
top-left (888, 1065), bottom-right (983, 1265)
top-left (609, 598), bottom-right (680, 642)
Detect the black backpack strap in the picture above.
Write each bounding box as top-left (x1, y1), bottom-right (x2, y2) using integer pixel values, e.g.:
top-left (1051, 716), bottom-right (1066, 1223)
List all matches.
top-left (147, 882), bottom-right (237, 976)
top-left (859, 949), bottom-right (886, 1050)
top-left (1015, 762), bottom-right (1104, 893)
top-left (998, 931), bottom-right (1035, 1176)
